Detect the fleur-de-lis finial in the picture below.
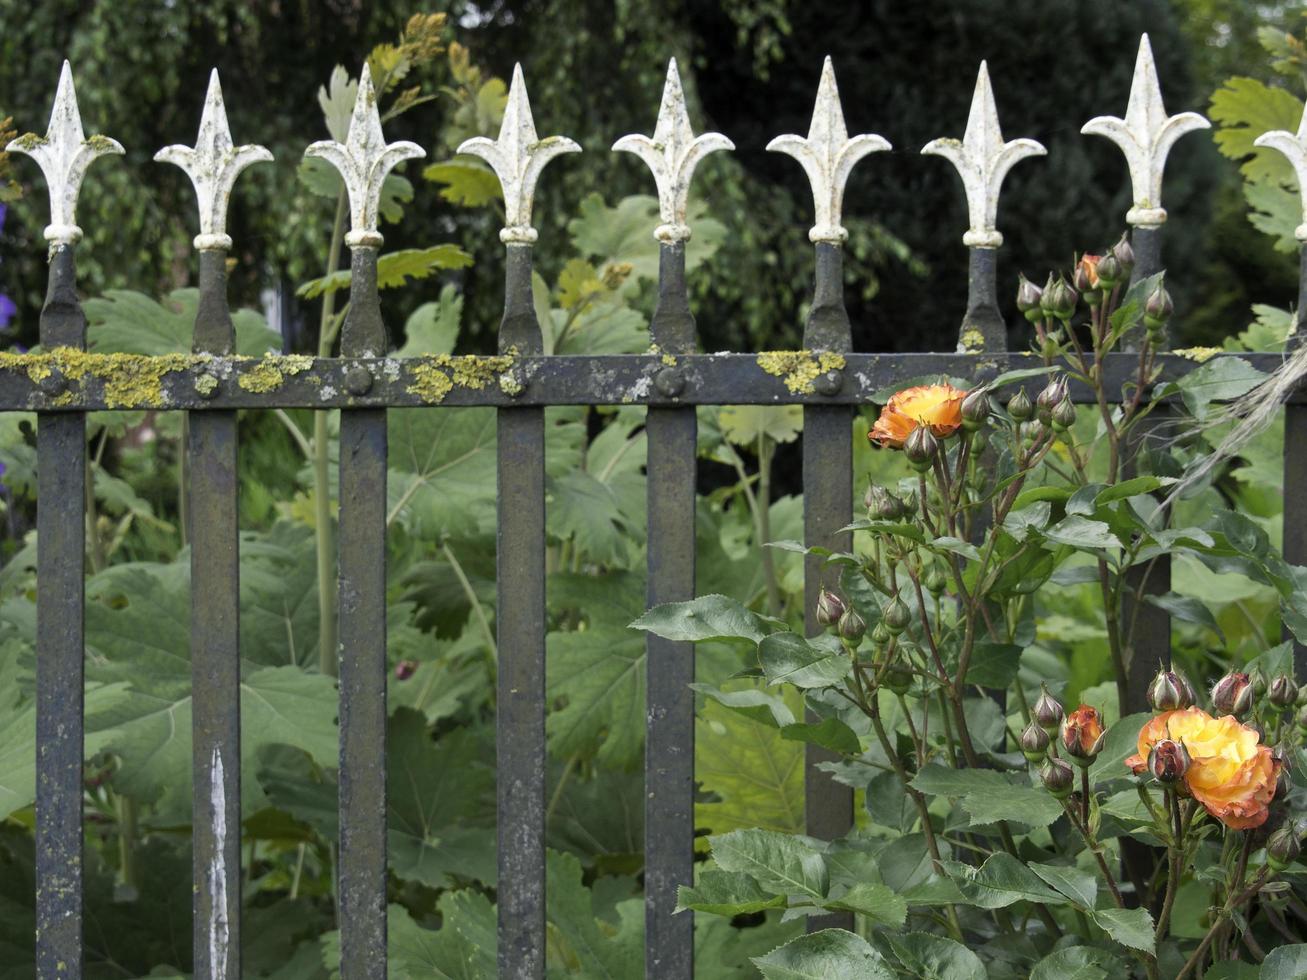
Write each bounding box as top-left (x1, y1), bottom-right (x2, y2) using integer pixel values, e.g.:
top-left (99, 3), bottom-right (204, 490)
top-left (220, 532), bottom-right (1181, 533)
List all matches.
top-left (1081, 33), bottom-right (1209, 227)
top-left (1254, 106), bottom-right (1307, 242)
top-left (614, 59), bottom-right (734, 244)
top-left (7, 60), bottom-right (123, 246)
top-left (922, 61), bottom-right (1045, 248)
top-left (767, 57), bottom-right (890, 244)
top-left (305, 63), bottom-right (425, 248)
top-left (458, 64), bottom-right (580, 244)
top-left (155, 70), bottom-right (272, 251)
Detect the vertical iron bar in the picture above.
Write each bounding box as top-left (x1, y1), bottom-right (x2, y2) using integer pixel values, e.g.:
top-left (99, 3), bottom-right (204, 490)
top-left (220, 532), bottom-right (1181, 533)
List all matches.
top-left (1284, 245), bottom-right (1307, 677)
top-left (497, 243), bottom-right (547, 980)
top-left (36, 245), bottom-right (86, 980)
top-left (190, 249), bottom-right (241, 980)
top-left (337, 247), bottom-right (388, 979)
top-left (645, 241), bottom-right (697, 978)
top-left (1121, 226), bottom-right (1170, 715)
top-left (803, 242), bottom-right (853, 933)
top-left (961, 248), bottom-right (1006, 353)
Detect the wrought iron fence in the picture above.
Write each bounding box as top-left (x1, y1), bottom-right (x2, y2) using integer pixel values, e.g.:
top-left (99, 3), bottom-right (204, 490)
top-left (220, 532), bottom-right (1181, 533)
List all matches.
top-left (4, 31), bottom-right (1306, 980)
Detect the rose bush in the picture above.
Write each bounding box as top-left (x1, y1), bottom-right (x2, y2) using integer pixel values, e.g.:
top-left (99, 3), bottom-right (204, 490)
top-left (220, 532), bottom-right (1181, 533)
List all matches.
top-left (637, 235), bottom-right (1307, 978)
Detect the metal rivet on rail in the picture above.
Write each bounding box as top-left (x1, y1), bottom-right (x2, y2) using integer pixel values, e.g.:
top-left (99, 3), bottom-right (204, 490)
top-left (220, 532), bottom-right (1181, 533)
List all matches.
top-left (344, 365), bottom-right (373, 395)
top-left (814, 367), bottom-right (843, 396)
top-left (654, 366), bottom-right (685, 397)
top-left (38, 372), bottom-right (66, 397)
top-left (194, 372), bottom-right (219, 399)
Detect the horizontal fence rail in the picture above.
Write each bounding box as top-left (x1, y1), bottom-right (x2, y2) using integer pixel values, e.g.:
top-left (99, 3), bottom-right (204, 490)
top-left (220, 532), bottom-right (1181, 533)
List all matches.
top-left (6, 28), bottom-right (1307, 980)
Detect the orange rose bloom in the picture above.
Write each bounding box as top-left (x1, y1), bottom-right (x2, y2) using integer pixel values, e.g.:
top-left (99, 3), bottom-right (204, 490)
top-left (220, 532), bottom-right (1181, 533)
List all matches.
top-left (1061, 704), bottom-right (1105, 759)
top-left (1125, 706), bottom-right (1280, 830)
top-left (869, 383), bottom-right (966, 449)
top-left (1078, 253), bottom-right (1101, 288)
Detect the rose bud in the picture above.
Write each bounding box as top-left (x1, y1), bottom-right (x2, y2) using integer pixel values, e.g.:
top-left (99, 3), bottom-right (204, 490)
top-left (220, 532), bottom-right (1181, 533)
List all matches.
top-left (1111, 233), bottom-right (1135, 279)
top-left (1036, 376), bottom-right (1069, 425)
top-left (1033, 684), bottom-right (1065, 733)
top-left (1250, 669), bottom-right (1268, 697)
top-left (394, 659), bottom-right (418, 681)
top-left (837, 606), bottom-right (866, 644)
top-left (1143, 282), bottom-right (1173, 329)
top-left (815, 588), bottom-right (846, 628)
top-left (1074, 254), bottom-right (1100, 293)
top-left (1017, 273), bottom-right (1044, 323)
top-left (1007, 388), bottom-right (1034, 421)
top-left (1041, 757), bottom-right (1076, 799)
top-left (1061, 704), bottom-right (1106, 765)
top-left (870, 622), bottom-right (894, 647)
top-left (882, 595), bottom-right (912, 635)
top-left (1276, 755), bottom-right (1293, 801)
top-left (1095, 251), bottom-right (1123, 289)
top-left (1050, 397), bottom-right (1077, 432)
top-left (1041, 274), bottom-right (1079, 321)
top-left (1212, 671), bottom-right (1253, 718)
top-left (1148, 668), bottom-right (1195, 712)
top-left (1269, 674), bottom-right (1300, 709)
top-left (884, 663), bottom-right (914, 696)
top-left (961, 388), bottom-right (990, 431)
top-left (864, 482), bottom-right (886, 517)
top-left (904, 426), bottom-right (939, 471)
top-left (899, 485), bottom-right (919, 516)
top-left (924, 566), bottom-right (948, 595)
top-left (1297, 703), bottom-right (1307, 734)
top-left (1147, 738), bottom-right (1190, 785)
top-left (1021, 721), bottom-right (1051, 761)
top-left (1268, 826), bottom-right (1301, 871)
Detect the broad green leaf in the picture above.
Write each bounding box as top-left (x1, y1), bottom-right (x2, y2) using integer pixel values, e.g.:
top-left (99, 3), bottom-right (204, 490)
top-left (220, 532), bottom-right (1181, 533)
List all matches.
top-left (820, 882), bottom-right (907, 928)
top-left (696, 689), bottom-right (804, 836)
top-left (1044, 515), bottom-right (1120, 551)
top-left (885, 932), bottom-right (987, 980)
top-left (1210, 77), bottom-right (1303, 183)
top-left (1171, 356), bottom-right (1267, 420)
top-left (695, 915), bottom-right (803, 980)
top-left (1029, 946), bottom-right (1126, 980)
top-left (298, 155), bottom-right (413, 224)
top-left (1091, 906), bottom-right (1155, 954)
top-left (568, 193), bottom-right (724, 283)
top-left (548, 470), bottom-right (634, 565)
top-left (759, 632), bottom-right (851, 689)
top-left (546, 767), bottom-right (643, 864)
top-left (942, 852), bottom-right (1066, 909)
top-left (1261, 945), bottom-right (1307, 980)
top-left (910, 764), bottom-right (1064, 829)
top-left (964, 642), bottom-right (1022, 688)
top-left (422, 157), bottom-right (503, 207)
top-left (388, 407), bottom-right (497, 539)
top-left (321, 899), bottom-right (494, 979)
top-left (631, 594), bottom-right (775, 644)
top-left (86, 288), bottom-right (279, 356)
top-left (297, 245), bottom-right (473, 299)
top-left (752, 929), bottom-right (894, 980)
top-left (719, 405), bottom-right (804, 447)
top-left (676, 869), bottom-right (786, 916)
top-left (1028, 861), bottom-right (1098, 909)
top-left (546, 628), bottom-right (644, 769)
top-left (708, 828), bottom-right (828, 900)
top-left (779, 717), bottom-right (860, 754)
top-left (692, 683), bottom-right (796, 728)
top-left (1095, 476), bottom-right (1176, 505)
top-left (1144, 592), bottom-right (1224, 641)
top-left (546, 849), bottom-right (643, 978)
top-left (396, 283), bottom-right (462, 357)
top-left (317, 65), bottom-right (357, 141)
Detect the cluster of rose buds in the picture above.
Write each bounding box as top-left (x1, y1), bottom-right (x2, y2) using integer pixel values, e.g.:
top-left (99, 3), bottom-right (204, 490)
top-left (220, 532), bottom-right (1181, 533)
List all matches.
top-left (1019, 684), bottom-right (1107, 796)
top-left (1006, 374), bottom-right (1075, 444)
top-left (814, 588), bottom-right (866, 645)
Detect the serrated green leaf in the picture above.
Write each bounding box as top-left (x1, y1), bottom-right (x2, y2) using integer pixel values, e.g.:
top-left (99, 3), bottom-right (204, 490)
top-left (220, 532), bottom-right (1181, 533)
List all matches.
top-left (1044, 515), bottom-right (1120, 551)
top-left (1088, 712), bottom-right (1153, 783)
top-left (422, 157), bottom-right (504, 207)
top-left (1028, 861), bottom-right (1098, 909)
top-left (1091, 906), bottom-right (1155, 954)
top-left (568, 193), bottom-right (725, 283)
top-left (759, 632), bottom-right (851, 689)
top-left (1261, 944), bottom-right (1307, 979)
top-left (545, 628), bottom-right (644, 769)
top-left (708, 829), bottom-right (828, 900)
top-left (546, 849), bottom-right (643, 978)
top-left (697, 690), bottom-right (804, 836)
top-left (676, 869), bottom-right (786, 916)
top-left (942, 852), bottom-right (1067, 909)
top-left (692, 683), bottom-right (796, 728)
top-left (388, 407), bottom-right (497, 539)
top-left (1210, 77), bottom-right (1303, 183)
top-left (885, 932), bottom-right (987, 980)
top-left (396, 283), bottom-right (462, 357)
top-left (631, 595), bottom-right (775, 644)
top-left (317, 65), bottom-right (357, 142)
top-left (1029, 946), bottom-right (1125, 980)
top-left (821, 881), bottom-right (907, 927)
top-left (779, 717), bottom-right (860, 754)
top-left (86, 288), bottom-right (279, 356)
top-left (548, 470), bottom-right (632, 565)
top-left (719, 405), bottom-right (804, 447)
top-left (752, 929), bottom-right (894, 980)
top-left (297, 245), bottom-right (473, 300)
top-left (910, 764), bottom-right (1064, 829)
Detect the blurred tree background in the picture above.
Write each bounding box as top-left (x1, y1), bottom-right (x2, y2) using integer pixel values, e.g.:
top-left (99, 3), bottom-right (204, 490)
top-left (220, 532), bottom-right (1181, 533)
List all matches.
top-left (0, 0), bottom-right (1301, 357)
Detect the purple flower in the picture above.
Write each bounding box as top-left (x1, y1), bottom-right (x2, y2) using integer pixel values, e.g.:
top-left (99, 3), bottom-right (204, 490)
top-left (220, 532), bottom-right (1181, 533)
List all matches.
top-left (0, 203), bottom-right (7, 233)
top-left (0, 294), bottom-right (13, 330)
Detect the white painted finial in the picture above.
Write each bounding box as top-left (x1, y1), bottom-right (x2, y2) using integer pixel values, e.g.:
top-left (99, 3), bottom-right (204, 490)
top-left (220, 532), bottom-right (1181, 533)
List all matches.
top-left (155, 70), bottom-right (273, 251)
top-left (457, 64), bottom-right (580, 244)
top-left (1081, 34), bottom-right (1209, 227)
top-left (1254, 105), bottom-right (1307, 242)
top-left (767, 57), bottom-right (890, 243)
top-left (304, 63), bottom-right (425, 248)
top-left (6, 61), bottom-right (123, 246)
top-left (613, 58), bottom-right (734, 243)
top-left (922, 61), bottom-right (1045, 248)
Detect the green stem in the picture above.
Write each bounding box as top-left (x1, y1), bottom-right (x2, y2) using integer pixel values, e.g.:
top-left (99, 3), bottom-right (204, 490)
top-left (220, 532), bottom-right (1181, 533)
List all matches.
top-left (441, 541), bottom-right (498, 685)
top-left (315, 190), bottom-right (348, 678)
top-left (756, 433), bottom-right (781, 616)
top-left (116, 794), bottom-right (139, 898)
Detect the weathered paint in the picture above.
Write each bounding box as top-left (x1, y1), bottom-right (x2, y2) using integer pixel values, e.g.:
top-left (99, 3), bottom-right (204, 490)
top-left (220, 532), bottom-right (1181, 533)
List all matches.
top-left (614, 59), bottom-right (733, 243)
top-left (922, 61), bottom-right (1045, 249)
top-left (756, 349), bottom-right (846, 394)
top-left (155, 70), bottom-right (273, 252)
top-left (305, 64), bottom-right (424, 248)
top-left (208, 750), bottom-right (230, 980)
top-left (457, 65), bottom-right (580, 244)
top-left (1081, 34), bottom-right (1209, 227)
top-left (767, 57), bottom-right (889, 244)
top-left (6, 61), bottom-right (122, 245)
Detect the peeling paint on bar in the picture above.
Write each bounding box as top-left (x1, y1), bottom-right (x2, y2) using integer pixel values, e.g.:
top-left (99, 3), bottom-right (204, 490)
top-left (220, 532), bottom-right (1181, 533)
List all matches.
top-left (208, 748), bottom-right (229, 980)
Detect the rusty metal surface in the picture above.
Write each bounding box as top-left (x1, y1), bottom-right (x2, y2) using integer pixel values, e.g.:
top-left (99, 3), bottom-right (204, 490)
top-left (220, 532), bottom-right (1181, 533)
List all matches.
top-left (189, 249), bottom-right (243, 980)
top-left (336, 248), bottom-right (389, 978)
top-left (496, 243), bottom-right (547, 979)
top-left (35, 246), bottom-right (87, 980)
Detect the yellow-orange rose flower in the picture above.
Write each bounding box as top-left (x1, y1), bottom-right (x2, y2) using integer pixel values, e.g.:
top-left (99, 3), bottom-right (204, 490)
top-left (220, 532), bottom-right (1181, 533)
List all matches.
top-left (1125, 706), bottom-right (1280, 830)
top-left (1078, 253), bottom-right (1101, 289)
top-left (1060, 704), bottom-right (1106, 760)
top-left (869, 383), bottom-right (966, 449)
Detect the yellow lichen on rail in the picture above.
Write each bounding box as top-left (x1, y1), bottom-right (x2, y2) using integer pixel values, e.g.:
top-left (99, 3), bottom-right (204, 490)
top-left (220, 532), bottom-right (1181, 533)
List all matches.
top-left (756, 350), bottom-right (846, 394)
top-left (404, 353), bottom-right (517, 404)
top-left (237, 353), bottom-right (314, 393)
top-left (0, 347), bottom-right (193, 408)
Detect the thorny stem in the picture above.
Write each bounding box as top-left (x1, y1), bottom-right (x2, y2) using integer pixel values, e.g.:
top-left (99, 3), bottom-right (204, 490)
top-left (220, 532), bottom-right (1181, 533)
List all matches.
top-left (1175, 868), bottom-right (1275, 980)
top-left (1155, 790), bottom-right (1183, 940)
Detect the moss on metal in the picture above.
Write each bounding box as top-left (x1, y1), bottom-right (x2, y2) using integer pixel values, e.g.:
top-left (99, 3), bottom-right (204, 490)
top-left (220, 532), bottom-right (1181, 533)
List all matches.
top-left (756, 349), bottom-right (846, 395)
top-left (0, 347), bottom-right (191, 408)
top-left (404, 353), bottom-right (517, 404)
